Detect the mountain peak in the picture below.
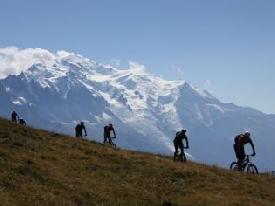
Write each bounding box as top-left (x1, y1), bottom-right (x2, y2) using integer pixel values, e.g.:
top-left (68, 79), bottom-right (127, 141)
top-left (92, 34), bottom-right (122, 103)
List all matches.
top-left (1, 47), bottom-right (275, 171)
top-left (128, 61), bottom-right (147, 75)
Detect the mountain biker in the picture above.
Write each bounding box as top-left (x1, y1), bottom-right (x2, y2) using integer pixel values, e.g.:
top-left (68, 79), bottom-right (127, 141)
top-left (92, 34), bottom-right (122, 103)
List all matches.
top-left (103, 123), bottom-right (116, 144)
top-left (19, 118), bottom-right (27, 126)
top-left (173, 129), bottom-right (189, 162)
top-left (234, 131), bottom-right (256, 170)
top-left (11, 111), bottom-right (19, 123)
top-left (75, 122), bottom-right (87, 138)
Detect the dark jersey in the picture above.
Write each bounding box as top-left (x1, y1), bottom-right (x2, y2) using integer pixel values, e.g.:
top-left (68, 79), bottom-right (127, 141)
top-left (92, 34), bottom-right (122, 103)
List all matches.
top-left (173, 131), bottom-right (187, 146)
top-left (12, 112), bottom-right (18, 121)
top-left (19, 119), bottom-right (26, 125)
top-left (234, 134), bottom-right (254, 147)
top-left (75, 124), bottom-right (86, 135)
top-left (104, 125), bottom-right (116, 138)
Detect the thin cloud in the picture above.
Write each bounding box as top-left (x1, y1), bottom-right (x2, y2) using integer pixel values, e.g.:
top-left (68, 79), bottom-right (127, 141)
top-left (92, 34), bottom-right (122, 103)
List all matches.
top-left (0, 47), bottom-right (74, 79)
top-left (204, 80), bottom-right (211, 88)
top-left (110, 59), bottom-right (121, 67)
top-left (203, 79), bottom-right (214, 94)
top-left (128, 61), bottom-right (146, 74)
top-left (171, 65), bottom-right (185, 79)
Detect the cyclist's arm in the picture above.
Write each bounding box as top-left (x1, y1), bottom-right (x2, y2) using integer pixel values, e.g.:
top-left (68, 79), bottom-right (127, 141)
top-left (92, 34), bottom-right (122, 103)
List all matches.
top-left (83, 126), bottom-right (87, 136)
top-left (185, 137), bottom-right (189, 148)
top-left (112, 128), bottom-right (116, 138)
top-left (250, 143), bottom-right (255, 155)
top-left (249, 139), bottom-right (256, 155)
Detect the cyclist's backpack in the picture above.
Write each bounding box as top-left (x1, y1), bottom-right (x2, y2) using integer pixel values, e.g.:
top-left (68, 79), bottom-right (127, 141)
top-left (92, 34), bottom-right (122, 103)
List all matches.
top-left (104, 125), bottom-right (108, 136)
top-left (104, 126), bottom-right (108, 132)
top-left (174, 131), bottom-right (181, 142)
top-left (75, 124), bottom-right (80, 132)
top-left (234, 135), bottom-right (241, 143)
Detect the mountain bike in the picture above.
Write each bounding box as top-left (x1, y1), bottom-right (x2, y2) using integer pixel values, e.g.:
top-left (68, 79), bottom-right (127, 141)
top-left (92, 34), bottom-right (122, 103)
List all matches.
top-left (174, 146), bottom-right (188, 162)
top-left (230, 154), bottom-right (258, 174)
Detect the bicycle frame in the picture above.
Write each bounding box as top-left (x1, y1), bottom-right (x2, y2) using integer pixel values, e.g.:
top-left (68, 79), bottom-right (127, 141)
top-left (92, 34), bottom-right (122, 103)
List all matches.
top-left (240, 155), bottom-right (254, 170)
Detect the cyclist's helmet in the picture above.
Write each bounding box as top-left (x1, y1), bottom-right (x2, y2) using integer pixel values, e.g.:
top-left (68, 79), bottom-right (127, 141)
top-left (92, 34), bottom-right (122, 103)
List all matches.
top-left (81, 121), bottom-right (84, 125)
top-left (182, 129), bottom-right (187, 133)
top-left (244, 131), bottom-right (250, 137)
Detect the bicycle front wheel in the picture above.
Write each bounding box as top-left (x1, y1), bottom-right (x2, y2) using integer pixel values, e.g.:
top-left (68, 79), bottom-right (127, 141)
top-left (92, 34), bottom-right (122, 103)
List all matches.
top-left (246, 164), bottom-right (258, 174)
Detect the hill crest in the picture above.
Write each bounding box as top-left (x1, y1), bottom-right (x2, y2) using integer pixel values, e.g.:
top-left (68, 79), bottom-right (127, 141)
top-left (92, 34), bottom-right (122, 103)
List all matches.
top-left (0, 118), bottom-right (274, 206)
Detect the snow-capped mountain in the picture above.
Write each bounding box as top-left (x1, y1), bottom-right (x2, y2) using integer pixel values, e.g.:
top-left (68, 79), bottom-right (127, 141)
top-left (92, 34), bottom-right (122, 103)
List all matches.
top-left (1, 49), bottom-right (275, 170)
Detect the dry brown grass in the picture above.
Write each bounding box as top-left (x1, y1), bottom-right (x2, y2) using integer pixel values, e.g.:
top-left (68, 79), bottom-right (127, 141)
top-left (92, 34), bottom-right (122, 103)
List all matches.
top-left (0, 118), bottom-right (274, 206)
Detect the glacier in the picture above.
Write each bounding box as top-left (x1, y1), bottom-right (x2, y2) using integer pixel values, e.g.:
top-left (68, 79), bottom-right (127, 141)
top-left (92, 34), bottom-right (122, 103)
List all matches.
top-left (0, 48), bottom-right (275, 171)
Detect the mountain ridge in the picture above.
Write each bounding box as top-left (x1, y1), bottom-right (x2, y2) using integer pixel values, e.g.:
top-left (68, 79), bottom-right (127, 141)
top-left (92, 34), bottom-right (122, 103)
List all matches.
top-left (0, 48), bottom-right (275, 170)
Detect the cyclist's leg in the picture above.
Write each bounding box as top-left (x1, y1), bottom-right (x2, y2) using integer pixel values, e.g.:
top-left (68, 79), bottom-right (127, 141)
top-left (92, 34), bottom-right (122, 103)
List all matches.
top-left (234, 144), bottom-right (241, 170)
top-left (174, 143), bottom-right (179, 161)
top-left (75, 131), bottom-right (80, 138)
top-left (110, 138), bottom-right (114, 145)
top-left (239, 145), bottom-right (245, 169)
top-left (182, 147), bottom-right (187, 162)
top-left (107, 136), bottom-right (112, 144)
top-left (179, 144), bottom-right (184, 162)
top-left (237, 145), bottom-right (245, 170)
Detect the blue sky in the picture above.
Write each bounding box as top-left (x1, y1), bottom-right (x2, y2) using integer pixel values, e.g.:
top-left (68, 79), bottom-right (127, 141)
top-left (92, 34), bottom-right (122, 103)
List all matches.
top-left (0, 0), bottom-right (275, 113)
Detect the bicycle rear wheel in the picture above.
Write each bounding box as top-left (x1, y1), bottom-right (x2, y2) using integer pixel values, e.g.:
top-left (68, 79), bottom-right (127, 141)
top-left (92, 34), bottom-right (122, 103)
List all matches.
top-left (246, 164), bottom-right (258, 174)
top-left (230, 162), bottom-right (239, 171)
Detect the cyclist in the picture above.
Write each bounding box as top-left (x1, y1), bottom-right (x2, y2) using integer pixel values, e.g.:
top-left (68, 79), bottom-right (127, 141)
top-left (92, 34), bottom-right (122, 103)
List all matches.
top-left (11, 111), bottom-right (19, 123)
top-left (75, 122), bottom-right (87, 138)
top-left (233, 131), bottom-right (256, 170)
top-left (173, 129), bottom-right (189, 162)
top-left (103, 123), bottom-right (116, 145)
top-left (19, 118), bottom-right (27, 126)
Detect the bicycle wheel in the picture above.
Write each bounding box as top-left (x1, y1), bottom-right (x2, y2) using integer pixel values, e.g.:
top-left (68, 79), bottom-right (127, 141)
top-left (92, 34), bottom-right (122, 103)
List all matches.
top-left (246, 164), bottom-right (258, 174)
top-left (230, 162), bottom-right (239, 171)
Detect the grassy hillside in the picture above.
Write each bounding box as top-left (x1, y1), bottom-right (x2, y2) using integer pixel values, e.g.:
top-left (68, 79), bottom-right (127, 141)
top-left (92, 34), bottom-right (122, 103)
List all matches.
top-left (0, 118), bottom-right (274, 206)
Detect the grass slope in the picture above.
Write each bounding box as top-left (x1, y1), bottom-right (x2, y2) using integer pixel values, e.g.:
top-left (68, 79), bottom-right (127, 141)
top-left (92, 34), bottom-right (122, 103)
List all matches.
top-left (0, 118), bottom-right (274, 206)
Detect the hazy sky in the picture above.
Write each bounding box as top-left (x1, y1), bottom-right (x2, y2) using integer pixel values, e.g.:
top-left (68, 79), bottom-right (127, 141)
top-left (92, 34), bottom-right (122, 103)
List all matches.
top-left (0, 0), bottom-right (274, 114)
